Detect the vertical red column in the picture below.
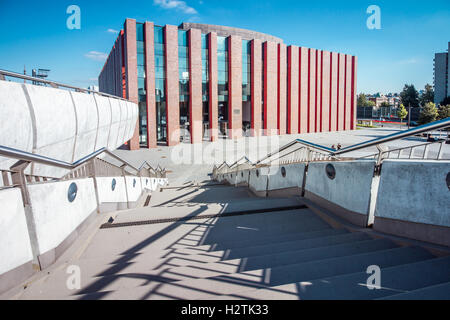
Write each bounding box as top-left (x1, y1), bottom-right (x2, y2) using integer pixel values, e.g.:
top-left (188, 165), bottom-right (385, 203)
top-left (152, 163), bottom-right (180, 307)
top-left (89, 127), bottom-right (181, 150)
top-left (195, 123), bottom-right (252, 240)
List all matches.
top-left (124, 18), bottom-right (140, 150)
top-left (287, 45), bottom-right (299, 134)
top-left (208, 32), bottom-right (219, 142)
top-left (278, 43), bottom-right (287, 135)
top-left (338, 53), bottom-right (346, 131)
top-left (345, 54), bottom-right (353, 131)
top-left (251, 39), bottom-right (262, 136)
top-left (351, 56), bottom-right (358, 130)
top-left (321, 51), bottom-right (330, 133)
top-left (315, 50), bottom-right (322, 133)
top-left (144, 22), bottom-right (156, 149)
top-left (188, 28), bottom-right (203, 144)
top-left (299, 47), bottom-right (308, 133)
top-left (263, 41), bottom-right (278, 136)
top-left (165, 25), bottom-right (180, 146)
top-left (308, 48), bottom-right (316, 133)
top-left (228, 36), bottom-right (243, 139)
top-left (330, 52), bottom-right (338, 132)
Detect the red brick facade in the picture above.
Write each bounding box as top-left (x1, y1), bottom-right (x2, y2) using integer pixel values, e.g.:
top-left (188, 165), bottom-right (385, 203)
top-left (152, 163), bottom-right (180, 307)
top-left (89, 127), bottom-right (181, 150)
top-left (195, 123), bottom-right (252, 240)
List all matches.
top-left (99, 20), bottom-right (358, 149)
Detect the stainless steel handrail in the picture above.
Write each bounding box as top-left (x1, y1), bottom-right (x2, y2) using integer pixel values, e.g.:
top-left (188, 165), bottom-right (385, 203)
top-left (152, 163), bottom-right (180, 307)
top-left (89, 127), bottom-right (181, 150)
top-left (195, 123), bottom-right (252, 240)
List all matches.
top-left (0, 145), bottom-right (165, 176)
top-left (0, 69), bottom-right (128, 102)
top-left (333, 118), bottom-right (450, 155)
top-left (215, 118), bottom-right (450, 174)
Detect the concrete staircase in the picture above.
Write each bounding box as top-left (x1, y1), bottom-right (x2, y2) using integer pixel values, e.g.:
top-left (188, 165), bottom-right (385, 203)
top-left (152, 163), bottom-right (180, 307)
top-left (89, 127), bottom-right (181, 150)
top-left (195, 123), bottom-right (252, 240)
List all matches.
top-left (7, 183), bottom-right (450, 300)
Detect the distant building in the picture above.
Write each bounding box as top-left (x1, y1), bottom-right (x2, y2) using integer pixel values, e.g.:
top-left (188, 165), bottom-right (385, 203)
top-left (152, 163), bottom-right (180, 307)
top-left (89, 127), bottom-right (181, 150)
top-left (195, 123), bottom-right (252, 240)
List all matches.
top-left (434, 42), bottom-right (449, 105)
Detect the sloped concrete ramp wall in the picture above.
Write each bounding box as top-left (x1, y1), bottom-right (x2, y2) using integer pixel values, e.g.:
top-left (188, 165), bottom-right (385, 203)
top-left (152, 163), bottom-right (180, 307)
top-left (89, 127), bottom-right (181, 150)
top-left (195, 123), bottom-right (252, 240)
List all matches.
top-left (374, 160), bottom-right (450, 247)
top-left (304, 160), bottom-right (376, 227)
top-left (0, 81), bottom-right (138, 179)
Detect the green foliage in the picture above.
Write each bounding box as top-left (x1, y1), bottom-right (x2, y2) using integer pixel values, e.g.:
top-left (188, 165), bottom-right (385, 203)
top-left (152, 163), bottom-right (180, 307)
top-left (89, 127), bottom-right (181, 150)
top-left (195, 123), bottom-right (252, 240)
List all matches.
top-left (438, 105), bottom-right (450, 120)
top-left (419, 102), bottom-right (438, 125)
top-left (380, 102), bottom-right (390, 108)
top-left (419, 84), bottom-right (434, 107)
top-left (367, 100), bottom-right (376, 107)
top-left (400, 84), bottom-right (420, 108)
top-left (357, 94), bottom-right (369, 107)
top-left (397, 104), bottom-right (408, 121)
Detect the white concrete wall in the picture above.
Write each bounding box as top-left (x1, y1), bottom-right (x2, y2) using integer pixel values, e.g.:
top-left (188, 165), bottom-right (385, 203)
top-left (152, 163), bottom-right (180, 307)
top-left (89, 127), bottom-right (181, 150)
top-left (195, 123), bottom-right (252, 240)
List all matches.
top-left (305, 160), bottom-right (376, 215)
top-left (268, 163), bottom-right (305, 191)
top-left (0, 188), bottom-right (33, 276)
top-left (71, 91), bottom-right (98, 162)
top-left (97, 176), bottom-right (127, 203)
top-left (27, 179), bottom-right (97, 255)
top-left (249, 167), bottom-right (270, 193)
top-left (235, 170), bottom-right (250, 185)
top-left (0, 81), bottom-right (138, 178)
top-left (0, 81), bottom-right (34, 176)
top-left (375, 160), bottom-right (450, 227)
top-left (126, 176), bottom-right (143, 202)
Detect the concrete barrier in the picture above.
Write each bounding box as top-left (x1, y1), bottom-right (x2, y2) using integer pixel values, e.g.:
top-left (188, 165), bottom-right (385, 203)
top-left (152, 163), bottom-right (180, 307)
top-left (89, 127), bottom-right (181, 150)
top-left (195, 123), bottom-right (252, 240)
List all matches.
top-left (125, 176), bottom-right (143, 204)
top-left (304, 160), bottom-right (377, 227)
top-left (235, 169), bottom-right (250, 186)
top-left (0, 188), bottom-right (34, 294)
top-left (27, 179), bottom-right (98, 269)
top-left (0, 81), bottom-right (138, 178)
top-left (267, 164), bottom-right (305, 197)
top-left (96, 176), bottom-right (128, 212)
top-left (248, 167), bottom-right (270, 197)
top-left (374, 160), bottom-right (450, 247)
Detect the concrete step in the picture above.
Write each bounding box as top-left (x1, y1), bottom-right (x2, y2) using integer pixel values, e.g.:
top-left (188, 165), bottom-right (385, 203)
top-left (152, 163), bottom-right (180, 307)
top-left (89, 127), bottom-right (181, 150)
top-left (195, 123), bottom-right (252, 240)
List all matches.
top-left (209, 255), bottom-right (450, 300)
top-left (172, 232), bottom-right (374, 262)
top-left (380, 281), bottom-right (450, 300)
top-left (61, 246), bottom-right (435, 300)
top-left (199, 210), bottom-right (331, 244)
top-left (177, 228), bottom-right (349, 252)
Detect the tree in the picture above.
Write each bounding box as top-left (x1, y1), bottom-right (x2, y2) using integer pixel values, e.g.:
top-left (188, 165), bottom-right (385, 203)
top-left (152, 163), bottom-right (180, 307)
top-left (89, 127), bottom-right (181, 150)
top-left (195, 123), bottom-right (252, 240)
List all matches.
top-left (397, 104), bottom-right (408, 123)
top-left (380, 102), bottom-right (390, 108)
top-left (419, 84), bottom-right (434, 107)
top-left (419, 102), bottom-right (438, 125)
top-left (438, 105), bottom-right (450, 120)
top-left (357, 93), bottom-right (368, 107)
top-left (367, 100), bottom-right (376, 107)
top-left (400, 84), bottom-right (419, 108)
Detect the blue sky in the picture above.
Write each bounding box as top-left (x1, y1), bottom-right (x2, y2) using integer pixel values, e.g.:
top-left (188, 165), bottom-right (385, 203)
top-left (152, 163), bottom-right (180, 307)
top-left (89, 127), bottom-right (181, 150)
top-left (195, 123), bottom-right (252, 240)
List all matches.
top-left (0, 0), bottom-right (449, 93)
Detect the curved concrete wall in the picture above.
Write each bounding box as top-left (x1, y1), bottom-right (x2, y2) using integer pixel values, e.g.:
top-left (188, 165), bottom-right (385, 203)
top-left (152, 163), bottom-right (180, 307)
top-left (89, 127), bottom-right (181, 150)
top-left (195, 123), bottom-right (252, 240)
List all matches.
top-left (248, 167), bottom-right (270, 197)
top-left (0, 81), bottom-right (138, 178)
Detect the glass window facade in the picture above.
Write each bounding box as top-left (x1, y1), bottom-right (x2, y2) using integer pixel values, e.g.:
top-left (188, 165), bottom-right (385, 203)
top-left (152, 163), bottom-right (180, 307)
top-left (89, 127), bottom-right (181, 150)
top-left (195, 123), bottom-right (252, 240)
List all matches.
top-left (217, 36), bottom-right (229, 136)
top-left (202, 34), bottom-right (209, 124)
top-left (154, 26), bottom-right (167, 143)
top-left (136, 23), bottom-right (147, 147)
top-left (178, 30), bottom-right (190, 131)
top-left (242, 40), bottom-right (251, 102)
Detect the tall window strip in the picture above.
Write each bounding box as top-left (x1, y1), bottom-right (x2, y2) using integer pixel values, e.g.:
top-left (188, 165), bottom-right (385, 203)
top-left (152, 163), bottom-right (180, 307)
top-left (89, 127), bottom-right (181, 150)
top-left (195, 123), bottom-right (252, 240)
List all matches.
top-left (136, 23), bottom-right (148, 147)
top-left (262, 43), bottom-right (265, 124)
top-left (217, 36), bottom-right (229, 137)
top-left (154, 26), bottom-right (167, 143)
top-left (201, 34), bottom-right (210, 138)
top-left (178, 30), bottom-right (190, 136)
top-left (242, 40), bottom-right (251, 133)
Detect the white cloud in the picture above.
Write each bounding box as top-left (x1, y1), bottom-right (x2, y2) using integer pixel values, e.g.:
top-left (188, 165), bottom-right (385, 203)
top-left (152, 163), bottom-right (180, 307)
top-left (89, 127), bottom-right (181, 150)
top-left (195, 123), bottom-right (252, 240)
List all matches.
top-left (154, 0), bottom-right (198, 14)
top-left (107, 28), bottom-right (119, 34)
top-left (398, 58), bottom-right (419, 65)
top-left (85, 51), bottom-right (108, 62)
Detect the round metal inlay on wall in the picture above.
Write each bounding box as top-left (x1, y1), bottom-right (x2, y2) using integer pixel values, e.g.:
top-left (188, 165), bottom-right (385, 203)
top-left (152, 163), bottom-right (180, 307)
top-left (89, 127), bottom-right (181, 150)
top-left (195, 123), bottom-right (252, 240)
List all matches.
top-left (112, 178), bottom-right (117, 191)
top-left (326, 164), bottom-right (336, 180)
top-left (447, 172), bottom-right (450, 191)
top-left (68, 183), bottom-right (78, 203)
top-left (281, 167), bottom-right (287, 178)
top-left (133, 179), bottom-right (137, 188)
top-left (256, 170), bottom-right (260, 178)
